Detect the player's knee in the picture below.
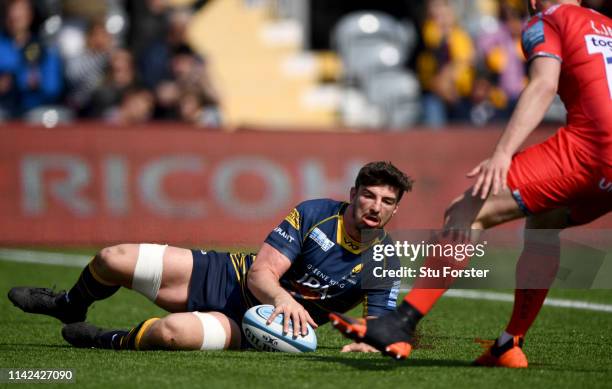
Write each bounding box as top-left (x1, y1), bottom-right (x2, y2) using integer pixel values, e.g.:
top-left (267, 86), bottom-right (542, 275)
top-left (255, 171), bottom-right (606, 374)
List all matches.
top-left (526, 210), bottom-right (568, 230)
top-left (155, 316), bottom-right (185, 348)
top-left (524, 216), bottom-right (562, 245)
top-left (95, 245), bottom-right (130, 274)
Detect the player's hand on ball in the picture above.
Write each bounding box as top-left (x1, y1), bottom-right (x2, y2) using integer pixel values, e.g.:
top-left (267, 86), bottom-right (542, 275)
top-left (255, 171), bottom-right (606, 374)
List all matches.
top-left (468, 150), bottom-right (512, 199)
top-left (341, 342), bottom-right (379, 353)
top-left (269, 296), bottom-right (318, 337)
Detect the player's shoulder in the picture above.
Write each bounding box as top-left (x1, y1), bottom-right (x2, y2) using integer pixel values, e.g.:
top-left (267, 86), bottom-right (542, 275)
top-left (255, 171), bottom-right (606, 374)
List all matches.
top-left (280, 199), bottom-right (343, 233)
top-left (295, 198), bottom-right (345, 219)
top-left (538, 4), bottom-right (595, 24)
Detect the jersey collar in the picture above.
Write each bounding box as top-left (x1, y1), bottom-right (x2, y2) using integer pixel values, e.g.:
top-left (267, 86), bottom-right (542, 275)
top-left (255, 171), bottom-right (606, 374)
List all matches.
top-left (336, 208), bottom-right (386, 254)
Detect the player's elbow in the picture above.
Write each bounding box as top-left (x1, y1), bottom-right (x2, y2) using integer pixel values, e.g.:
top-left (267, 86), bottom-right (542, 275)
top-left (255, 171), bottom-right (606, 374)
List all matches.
top-left (246, 267), bottom-right (257, 289)
top-left (246, 264), bottom-right (279, 296)
top-left (246, 265), bottom-right (264, 294)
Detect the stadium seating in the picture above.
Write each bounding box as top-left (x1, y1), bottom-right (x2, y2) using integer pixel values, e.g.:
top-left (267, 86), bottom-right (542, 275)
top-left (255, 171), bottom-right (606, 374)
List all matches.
top-left (332, 11), bottom-right (419, 129)
top-left (363, 69), bottom-right (421, 129)
top-left (332, 11), bottom-right (416, 82)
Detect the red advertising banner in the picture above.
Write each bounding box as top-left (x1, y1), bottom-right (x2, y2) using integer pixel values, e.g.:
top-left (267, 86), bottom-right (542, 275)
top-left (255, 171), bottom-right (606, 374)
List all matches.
top-left (1, 124), bottom-right (610, 247)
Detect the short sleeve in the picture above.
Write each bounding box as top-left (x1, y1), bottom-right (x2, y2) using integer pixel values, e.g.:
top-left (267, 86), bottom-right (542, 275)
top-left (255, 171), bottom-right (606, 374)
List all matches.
top-left (264, 206), bottom-right (304, 262)
top-left (521, 15), bottom-right (562, 63)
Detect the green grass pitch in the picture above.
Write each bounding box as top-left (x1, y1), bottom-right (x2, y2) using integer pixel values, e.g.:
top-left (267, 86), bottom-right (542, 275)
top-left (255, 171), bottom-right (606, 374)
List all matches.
top-left (1, 253), bottom-right (612, 389)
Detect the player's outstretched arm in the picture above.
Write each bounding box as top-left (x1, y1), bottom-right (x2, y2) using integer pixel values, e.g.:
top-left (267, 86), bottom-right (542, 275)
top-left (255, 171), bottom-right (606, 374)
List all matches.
top-left (470, 56), bottom-right (561, 199)
top-left (247, 243), bottom-right (318, 337)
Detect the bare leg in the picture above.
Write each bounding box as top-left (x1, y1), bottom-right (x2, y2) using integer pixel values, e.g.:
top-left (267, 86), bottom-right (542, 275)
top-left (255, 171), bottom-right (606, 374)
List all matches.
top-left (444, 188), bottom-right (525, 231)
top-left (62, 311), bottom-right (243, 351)
top-left (91, 244), bottom-right (193, 311)
top-left (139, 312), bottom-right (242, 350)
top-left (11, 244), bottom-right (195, 324)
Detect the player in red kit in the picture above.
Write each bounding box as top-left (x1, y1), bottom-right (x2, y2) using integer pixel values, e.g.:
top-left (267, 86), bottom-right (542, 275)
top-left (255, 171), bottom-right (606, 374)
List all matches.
top-left (330, 0), bottom-right (612, 367)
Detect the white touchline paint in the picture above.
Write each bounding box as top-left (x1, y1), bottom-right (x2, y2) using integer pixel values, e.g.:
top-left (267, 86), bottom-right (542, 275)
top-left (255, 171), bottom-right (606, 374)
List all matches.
top-left (0, 248), bottom-right (90, 267)
top-left (1, 248), bottom-right (611, 313)
top-left (442, 289), bottom-right (612, 313)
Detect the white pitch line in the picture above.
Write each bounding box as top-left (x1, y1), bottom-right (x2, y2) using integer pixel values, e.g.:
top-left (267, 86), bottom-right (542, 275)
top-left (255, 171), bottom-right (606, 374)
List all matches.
top-left (1, 248), bottom-right (611, 313)
top-left (0, 248), bottom-right (90, 268)
top-left (443, 289), bottom-right (612, 313)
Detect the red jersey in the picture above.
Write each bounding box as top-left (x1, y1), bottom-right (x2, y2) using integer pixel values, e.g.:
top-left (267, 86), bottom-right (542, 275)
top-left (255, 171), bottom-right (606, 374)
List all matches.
top-left (522, 4), bottom-right (612, 166)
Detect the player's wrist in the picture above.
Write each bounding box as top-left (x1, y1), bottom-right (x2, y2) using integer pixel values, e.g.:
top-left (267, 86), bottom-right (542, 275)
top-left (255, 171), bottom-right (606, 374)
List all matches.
top-left (493, 147), bottom-right (513, 159)
top-left (271, 291), bottom-right (293, 306)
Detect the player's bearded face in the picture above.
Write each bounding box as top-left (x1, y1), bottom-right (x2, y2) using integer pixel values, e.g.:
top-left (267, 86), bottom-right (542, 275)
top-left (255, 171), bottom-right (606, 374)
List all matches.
top-left (350, 185), bottom-right (399, 231)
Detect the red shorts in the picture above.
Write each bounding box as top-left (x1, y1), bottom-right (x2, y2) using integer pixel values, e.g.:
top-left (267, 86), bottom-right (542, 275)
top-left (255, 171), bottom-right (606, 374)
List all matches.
top-left (507, 129), bottom-right (612, 225)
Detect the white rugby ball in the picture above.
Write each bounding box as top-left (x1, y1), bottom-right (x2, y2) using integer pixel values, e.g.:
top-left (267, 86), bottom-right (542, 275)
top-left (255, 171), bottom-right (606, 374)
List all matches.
top-left (242, 305), bottom-right (317, 352)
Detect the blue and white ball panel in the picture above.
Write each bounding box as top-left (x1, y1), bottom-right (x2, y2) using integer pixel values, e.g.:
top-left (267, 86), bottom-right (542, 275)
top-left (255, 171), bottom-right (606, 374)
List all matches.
top-left (242, 305), bottom-right (317, 352)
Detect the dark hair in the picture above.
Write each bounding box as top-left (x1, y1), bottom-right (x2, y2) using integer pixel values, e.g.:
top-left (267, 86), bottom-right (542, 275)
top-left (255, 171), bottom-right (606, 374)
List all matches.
top-left (172, 43), bottom-right (196, 57)
top-left (354, 161), bottom-right (414, 201)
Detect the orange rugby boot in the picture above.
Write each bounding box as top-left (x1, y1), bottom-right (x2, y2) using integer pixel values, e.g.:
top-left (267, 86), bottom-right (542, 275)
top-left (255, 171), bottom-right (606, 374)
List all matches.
top-left (473, 336), bottom-right (528, 368)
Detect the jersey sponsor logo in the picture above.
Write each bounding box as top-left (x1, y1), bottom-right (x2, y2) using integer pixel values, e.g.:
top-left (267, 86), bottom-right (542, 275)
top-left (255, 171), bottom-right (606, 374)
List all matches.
top-left (351, 263), bottom-right (363, 275)
top-left (522, 20), bottom-right (545, 55)
top-left (599, 178), bottom-right (612, 192)
top-left (273, 226), bottom-right (295, 243)
top-left (284, 208), bottom-right (300, 230)
top-left (292, 270), bottom-right (348, 300)
top-left (590, 21), bottom-right (612, 37)
top-left (342, 236), bottom-right (361, 252)
top-left (585, 34), bottom-right (612, 99)
top-left (309, 227), bottom-right (334, 252)
top-left (588, 35), bottom-right (612, 50)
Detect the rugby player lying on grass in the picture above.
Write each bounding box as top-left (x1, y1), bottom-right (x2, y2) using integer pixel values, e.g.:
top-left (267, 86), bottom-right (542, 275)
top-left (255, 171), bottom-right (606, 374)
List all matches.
top-left (8, 161), bottom-right (410, 352)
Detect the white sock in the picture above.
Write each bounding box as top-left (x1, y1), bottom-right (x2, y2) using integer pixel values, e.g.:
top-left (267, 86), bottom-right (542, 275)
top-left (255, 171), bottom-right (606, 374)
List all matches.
top-left (497, 331), bottom-right (514, 346)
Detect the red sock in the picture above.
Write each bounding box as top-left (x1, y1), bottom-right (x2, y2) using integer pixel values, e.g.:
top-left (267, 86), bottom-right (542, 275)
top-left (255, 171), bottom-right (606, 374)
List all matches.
top-left (506, 233), bottom-right (560, 336)
top-left (404, 288), bottom-right (446, 315)
top-left (505, 289), bottom-right (550, 336)
top-left (403, 235), bottom-right (472, 315)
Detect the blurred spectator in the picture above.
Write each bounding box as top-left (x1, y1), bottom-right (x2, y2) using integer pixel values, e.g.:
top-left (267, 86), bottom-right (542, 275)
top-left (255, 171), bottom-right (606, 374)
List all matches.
top-left (179, 88), bottom-right (222, 127)
top-left (151, 44), bottom-right (222, 122)
top-left (64, 18), bottom-right (114, 115)
top-left (86, 48), bottom-right (137, 117)
top-left (105, 86), bottom-right (154, 124)
top-left (416, 0), bottom-right (475, 127)
top-left (0, 0), bottom-right (63, 117)
top-left (172, 45), bottom-right (222, 121)
top-left (154, 79), bottom-right (181, 119)
top-left (139, 8), bottom-right (192, 89)
top-left (171, 45), bottom-right (207, 90)
top-left (471, 2), bottom-right (526, 125)
top-left (127, 3), bottom-right (223, 125)
top-left (126, 0), bottom-right (169, 59)
top-left (55, 2), bottom-right (108, 60)
top-left (62, 1), bottom-right (107, 22)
